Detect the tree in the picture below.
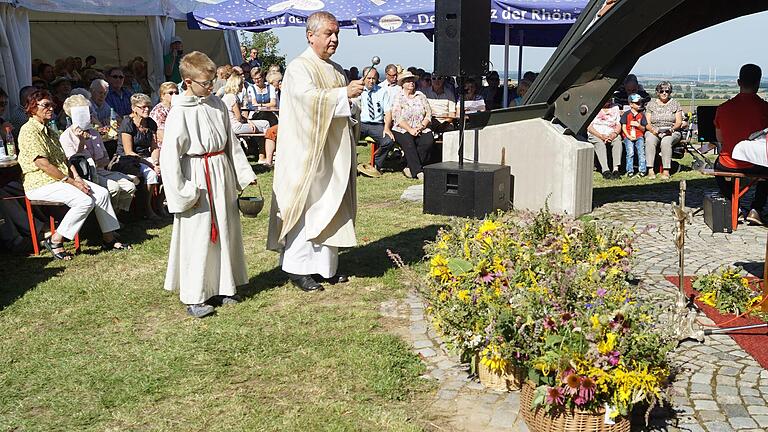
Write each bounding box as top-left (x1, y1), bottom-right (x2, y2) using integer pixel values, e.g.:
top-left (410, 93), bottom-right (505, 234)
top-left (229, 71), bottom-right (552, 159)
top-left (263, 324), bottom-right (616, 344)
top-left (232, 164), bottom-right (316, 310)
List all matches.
top-left (244, 31), bottom-right (286, 70)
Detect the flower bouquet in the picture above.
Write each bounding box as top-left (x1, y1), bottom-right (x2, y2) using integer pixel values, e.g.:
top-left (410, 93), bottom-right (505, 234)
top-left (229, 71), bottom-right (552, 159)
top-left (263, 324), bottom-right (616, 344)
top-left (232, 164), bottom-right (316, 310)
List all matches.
top-left (693, 266), bottom-right (764, 317)
top-left (422, 209), bottom-right (675, 429)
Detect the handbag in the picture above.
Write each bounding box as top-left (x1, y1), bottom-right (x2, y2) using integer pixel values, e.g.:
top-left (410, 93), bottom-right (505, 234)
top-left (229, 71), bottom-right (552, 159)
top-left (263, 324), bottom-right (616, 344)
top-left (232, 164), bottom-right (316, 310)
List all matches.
top-left (108, 154), bottom-right (142, 178)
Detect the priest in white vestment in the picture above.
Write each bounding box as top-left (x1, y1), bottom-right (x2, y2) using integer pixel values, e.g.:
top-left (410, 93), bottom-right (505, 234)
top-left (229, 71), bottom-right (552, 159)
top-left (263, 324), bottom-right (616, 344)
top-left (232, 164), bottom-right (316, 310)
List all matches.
top-left (161, 51), bottom-right (256, 317)
top-left (267, 12), bottom-right (364, 292)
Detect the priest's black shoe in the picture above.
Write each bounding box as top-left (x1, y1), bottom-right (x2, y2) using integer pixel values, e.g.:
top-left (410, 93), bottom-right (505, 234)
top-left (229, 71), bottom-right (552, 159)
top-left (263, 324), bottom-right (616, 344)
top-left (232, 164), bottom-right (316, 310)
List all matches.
top-left (287, 273), bottom-right (324, 292)
top-left (313, 273), bottom-right (349, 284)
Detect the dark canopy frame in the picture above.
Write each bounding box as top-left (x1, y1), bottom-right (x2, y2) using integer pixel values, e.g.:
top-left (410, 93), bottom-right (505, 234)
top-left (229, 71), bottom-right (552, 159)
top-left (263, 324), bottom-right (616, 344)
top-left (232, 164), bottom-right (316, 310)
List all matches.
top-left (525, 0), bottom-right (768, 136)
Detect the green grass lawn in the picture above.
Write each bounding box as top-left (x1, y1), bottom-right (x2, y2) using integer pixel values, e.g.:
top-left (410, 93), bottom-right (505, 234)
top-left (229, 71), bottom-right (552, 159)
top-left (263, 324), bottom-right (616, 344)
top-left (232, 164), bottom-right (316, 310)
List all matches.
top-left (0, 145), bottom-right (717, 431)
top-left (0, 147), bottom-right (449, 432)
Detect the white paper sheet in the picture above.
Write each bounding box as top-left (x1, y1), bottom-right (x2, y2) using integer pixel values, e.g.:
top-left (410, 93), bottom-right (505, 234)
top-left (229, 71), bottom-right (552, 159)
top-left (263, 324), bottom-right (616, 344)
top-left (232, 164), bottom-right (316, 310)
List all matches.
top-left (71, 106), bottom-right (91, 130)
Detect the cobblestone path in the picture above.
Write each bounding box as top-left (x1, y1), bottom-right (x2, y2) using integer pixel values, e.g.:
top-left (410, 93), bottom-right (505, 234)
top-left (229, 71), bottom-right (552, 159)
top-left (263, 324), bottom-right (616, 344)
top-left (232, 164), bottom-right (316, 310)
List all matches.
top-left (384, 181), bottom-right (768, 431)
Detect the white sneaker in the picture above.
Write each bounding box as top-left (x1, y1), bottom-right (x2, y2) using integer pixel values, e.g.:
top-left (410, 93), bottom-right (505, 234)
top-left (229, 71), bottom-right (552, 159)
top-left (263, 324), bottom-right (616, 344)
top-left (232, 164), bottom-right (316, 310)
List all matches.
top-left (403, 167), bottom-right (412, 178)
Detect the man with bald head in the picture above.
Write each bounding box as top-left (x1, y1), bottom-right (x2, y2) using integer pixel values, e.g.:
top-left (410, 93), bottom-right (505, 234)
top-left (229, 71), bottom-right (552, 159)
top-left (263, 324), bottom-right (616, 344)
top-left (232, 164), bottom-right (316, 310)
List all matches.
top-left (267, 12), bottom-right (364, 292)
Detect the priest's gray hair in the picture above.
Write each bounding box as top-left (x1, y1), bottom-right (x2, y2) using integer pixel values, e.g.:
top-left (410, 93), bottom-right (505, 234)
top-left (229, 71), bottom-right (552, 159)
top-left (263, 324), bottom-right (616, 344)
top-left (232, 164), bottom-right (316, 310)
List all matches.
top-left (306, 11), bottom-right (338, 35)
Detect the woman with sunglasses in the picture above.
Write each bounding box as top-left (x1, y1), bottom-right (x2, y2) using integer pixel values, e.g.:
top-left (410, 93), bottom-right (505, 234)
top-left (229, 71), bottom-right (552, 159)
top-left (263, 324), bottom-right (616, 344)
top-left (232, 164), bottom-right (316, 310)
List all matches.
top-left (117, 93), bottom-right (161, 220)
top-left (17, 90), bottom-right (128, 260)
top-left (645, 81), bottom-right (683, 180)
top-left (150, 82), bottom-right (179, 148)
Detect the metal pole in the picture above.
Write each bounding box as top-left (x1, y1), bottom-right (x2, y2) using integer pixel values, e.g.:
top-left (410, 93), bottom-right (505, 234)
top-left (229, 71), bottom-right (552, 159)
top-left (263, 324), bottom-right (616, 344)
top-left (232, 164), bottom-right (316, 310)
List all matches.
top-left (517, 29), bottom-right (524, 83)
top-left (705, 323), bottom-right (768, 335)
top-left (458, 76), bottom-right (465, 168)
top-left (503, 24), bottom-right (510, 108)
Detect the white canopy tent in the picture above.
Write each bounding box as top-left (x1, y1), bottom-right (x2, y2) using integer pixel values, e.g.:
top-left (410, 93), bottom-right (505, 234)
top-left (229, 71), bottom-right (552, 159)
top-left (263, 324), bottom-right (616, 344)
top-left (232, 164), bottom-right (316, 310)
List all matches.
top-left (0, 0), bottom-right (239, 109)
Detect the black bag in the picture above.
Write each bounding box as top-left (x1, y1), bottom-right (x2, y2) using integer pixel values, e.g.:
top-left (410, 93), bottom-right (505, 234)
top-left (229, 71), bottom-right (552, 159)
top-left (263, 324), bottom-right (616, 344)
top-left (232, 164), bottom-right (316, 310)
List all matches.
top-left (68, 155), bottom-right (92, 181)
top-left (109, 154), bottom-right (142, 178)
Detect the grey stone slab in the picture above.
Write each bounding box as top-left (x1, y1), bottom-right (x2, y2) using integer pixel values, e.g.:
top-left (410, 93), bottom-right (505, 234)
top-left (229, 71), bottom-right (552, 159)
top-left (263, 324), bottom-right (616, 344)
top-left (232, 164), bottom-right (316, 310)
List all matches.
top-left (416, 347), bottom-right (436, 358)
top-left (747, 405), bottom-right (768, 415)
top-left (693, 400), bottom-right (719, 411)
top-left (703, 421), bottom-right (735, 432)
top-left (413, 339), bottom-right (433, 349)
top-left (698, 410), bottom-right (726, 422)
top-left (753, 415), bottom-right (768, 428)
top-left (715, 386), bottom-right (740, 397)
top-left (728, 417), bottom-right (757, 430)
top-left (739, 387), bottom-right (760, 397)
top-left (722, 404), bottom-right (749, 418)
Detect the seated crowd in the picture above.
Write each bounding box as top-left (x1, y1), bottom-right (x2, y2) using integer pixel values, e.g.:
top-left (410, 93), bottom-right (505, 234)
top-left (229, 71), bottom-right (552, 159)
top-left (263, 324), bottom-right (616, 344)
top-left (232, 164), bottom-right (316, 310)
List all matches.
top-left (587, 74), bottom-right (686, 181)
top-left (0, 41), bottom-right (535, 256)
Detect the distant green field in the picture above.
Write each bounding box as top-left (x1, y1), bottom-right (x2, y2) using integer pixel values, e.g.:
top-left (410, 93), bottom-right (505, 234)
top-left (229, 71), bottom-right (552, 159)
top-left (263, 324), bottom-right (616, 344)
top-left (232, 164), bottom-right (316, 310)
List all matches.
top-left (679, 98), bottom-right (725, 112)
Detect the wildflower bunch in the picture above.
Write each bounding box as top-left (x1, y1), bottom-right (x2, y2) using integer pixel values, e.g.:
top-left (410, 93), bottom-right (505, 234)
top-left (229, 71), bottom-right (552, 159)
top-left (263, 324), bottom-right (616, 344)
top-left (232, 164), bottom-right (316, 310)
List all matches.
top-left (422, 208), bottom-right (674, 419)
top-left (693, 266), bottom-right (763, 316)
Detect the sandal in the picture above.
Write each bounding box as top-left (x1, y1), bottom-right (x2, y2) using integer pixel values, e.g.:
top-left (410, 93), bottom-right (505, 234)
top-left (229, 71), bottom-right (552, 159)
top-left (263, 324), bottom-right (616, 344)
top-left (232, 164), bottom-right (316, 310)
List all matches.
top-left (42, 237), bottom-right (73, 261)
top-left (102, 239), bottom-right (132, 251)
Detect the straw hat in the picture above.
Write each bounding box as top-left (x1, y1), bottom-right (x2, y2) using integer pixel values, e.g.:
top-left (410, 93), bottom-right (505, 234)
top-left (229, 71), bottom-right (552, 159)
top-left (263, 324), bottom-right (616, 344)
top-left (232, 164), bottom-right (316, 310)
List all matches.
top-left (397, 71), bottom-right (417, 85)
top-left (357, 163), bottom-right (382, 178)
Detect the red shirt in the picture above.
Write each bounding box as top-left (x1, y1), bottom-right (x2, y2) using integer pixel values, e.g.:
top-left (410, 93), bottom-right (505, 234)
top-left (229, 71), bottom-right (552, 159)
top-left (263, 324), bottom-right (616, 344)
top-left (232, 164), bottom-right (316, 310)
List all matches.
top-left (714, 93), bottom-right (768, 169)
top-left (620, 110), bottom-right (647, 140)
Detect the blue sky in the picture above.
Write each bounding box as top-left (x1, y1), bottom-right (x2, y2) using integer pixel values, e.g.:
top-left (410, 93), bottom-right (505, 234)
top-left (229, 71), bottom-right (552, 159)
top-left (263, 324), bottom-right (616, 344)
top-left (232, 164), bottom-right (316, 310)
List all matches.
top-left (266, 10), bottom-right (768, 78)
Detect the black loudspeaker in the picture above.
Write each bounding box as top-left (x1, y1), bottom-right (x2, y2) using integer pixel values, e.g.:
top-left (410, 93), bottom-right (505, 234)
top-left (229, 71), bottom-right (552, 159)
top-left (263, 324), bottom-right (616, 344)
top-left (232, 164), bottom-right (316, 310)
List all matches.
top-left (434, 0), bottom-right (491, 77)
top-left (423, 162), bottom-right (511, 218)
top-left (703, 192), bottom-right (732, 233)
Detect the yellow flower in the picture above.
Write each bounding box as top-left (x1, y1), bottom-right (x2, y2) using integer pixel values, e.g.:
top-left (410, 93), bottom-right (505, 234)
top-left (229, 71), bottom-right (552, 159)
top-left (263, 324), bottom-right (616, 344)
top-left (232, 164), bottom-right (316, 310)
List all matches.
top-left (480, 343), bottom-right (509, 374)
top-left (478, 219), bottom-right (501, 235)
top-left (457, 289), bottom-right (471, 303)
top-left (698, 291), bottom-right (716, 307)
top-left (590, 314), bottom-right (601, 330)
top-left (598, 332), bottom-right (617, 355)
top-left (747, 295), bottom-right (763, 308)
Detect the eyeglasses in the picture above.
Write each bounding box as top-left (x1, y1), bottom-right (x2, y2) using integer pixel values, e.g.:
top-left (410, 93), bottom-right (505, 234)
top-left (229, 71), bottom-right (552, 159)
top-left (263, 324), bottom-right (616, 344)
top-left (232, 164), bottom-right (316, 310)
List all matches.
top-left (37, 102), bottom-right (54, 109)
top-left (658, 89), bottom-right (671, 94)
top-left (167, 91), bottom-right (179, 95)
top-left (190, 78), bottom-right (215, 88)
top-left (386, 73), bottom-right (398, 78)
top-left (110, 75), bottom-right (125, 79)
top-left (435, 77), bottom-right (445, 81)
top-left (136, 105), bottom-right (151, 110)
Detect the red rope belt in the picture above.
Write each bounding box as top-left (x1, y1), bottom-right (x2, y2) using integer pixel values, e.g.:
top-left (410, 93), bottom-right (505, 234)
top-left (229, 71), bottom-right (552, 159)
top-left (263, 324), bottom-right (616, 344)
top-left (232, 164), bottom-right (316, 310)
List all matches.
top-left (197, 150), bottom-right (225, 243)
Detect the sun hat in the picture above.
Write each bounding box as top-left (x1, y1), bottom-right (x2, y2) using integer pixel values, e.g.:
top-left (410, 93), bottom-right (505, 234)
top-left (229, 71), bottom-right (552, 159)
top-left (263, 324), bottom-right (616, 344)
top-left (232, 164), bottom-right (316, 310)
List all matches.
top-left (397, 70), bottom-right (417, 85)
top-left (357, 163), bottom-right (382, 178)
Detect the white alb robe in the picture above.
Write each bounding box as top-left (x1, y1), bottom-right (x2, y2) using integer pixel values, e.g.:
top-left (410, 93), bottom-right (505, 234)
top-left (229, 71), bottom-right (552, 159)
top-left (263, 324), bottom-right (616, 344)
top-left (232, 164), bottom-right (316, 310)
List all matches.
top-left (161, 94), bottom-right (256, 305)
top-left (267, 47), bottom-right (358, 276)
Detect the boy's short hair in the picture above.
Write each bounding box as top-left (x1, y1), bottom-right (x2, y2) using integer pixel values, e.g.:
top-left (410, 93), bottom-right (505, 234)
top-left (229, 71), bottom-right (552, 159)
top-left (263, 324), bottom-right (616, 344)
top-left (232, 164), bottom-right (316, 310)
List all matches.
top-left (180, 51), bottom-right (216, 80)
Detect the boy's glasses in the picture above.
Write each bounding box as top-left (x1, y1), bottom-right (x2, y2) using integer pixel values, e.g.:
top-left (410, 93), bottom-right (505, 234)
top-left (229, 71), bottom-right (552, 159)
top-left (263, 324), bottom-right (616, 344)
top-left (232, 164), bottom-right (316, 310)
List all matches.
top-left (191, 78), bottom-right (215, 88)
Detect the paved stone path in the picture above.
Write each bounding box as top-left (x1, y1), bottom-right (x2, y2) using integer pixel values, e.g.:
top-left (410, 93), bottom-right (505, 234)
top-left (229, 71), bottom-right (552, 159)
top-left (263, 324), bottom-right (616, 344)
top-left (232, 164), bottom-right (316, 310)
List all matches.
top-left (383, 181), bottom-right (768, 431)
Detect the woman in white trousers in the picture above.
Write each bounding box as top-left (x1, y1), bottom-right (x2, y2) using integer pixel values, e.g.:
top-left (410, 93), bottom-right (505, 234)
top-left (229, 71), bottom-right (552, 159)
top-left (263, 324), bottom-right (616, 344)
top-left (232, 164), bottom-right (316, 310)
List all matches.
top-left (17, 89), bottom-right (129, 260)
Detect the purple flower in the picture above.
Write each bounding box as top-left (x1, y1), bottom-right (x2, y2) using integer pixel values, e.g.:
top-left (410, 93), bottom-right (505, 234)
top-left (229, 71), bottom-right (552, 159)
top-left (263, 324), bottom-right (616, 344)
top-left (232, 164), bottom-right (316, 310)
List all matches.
top-left (608, 350), bottom-right (621, 366)
top-left (543, 317), bottom-right (557, 330)
top-left (545, 386), bottom-right (565, 405)
top-left (476, 272), bottom-right (495, 284)
top-left (579, 376), bottom-right (597, 402)
top-left (596, 288), bottom-right (607, 297)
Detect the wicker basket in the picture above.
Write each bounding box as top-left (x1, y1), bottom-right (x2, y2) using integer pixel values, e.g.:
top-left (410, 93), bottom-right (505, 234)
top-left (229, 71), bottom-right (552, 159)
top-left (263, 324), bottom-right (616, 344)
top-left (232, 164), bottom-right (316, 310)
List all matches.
top-left (476, 355), bottom-right (524, 391)
top-left (520, 381), bottom-right (631, 432)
